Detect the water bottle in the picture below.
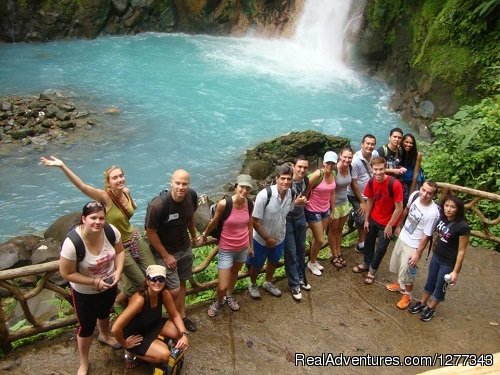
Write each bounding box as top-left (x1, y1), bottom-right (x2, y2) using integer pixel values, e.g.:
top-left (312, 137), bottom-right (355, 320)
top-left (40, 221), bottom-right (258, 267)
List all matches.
top-left (407, 258), bottom-right (417, 277)
top-left (442, 273), bottom-right (451, 292)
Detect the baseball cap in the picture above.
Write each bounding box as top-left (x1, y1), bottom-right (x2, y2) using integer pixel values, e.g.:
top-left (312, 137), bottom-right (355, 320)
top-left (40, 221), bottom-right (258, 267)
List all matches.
top-left (146, 265), bottom-right (167, 278)
top-left (323, 151), bottom-right (338, 163)
top-left (236, 174), bottom-right (253, 188)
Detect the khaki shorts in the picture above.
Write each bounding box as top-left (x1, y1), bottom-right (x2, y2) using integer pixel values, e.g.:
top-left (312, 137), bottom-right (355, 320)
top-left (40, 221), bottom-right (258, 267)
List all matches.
top-left (154, 247), bottom-right (193, 290)
top-left (333, 201), bottom-right (351, 219)
top-left (389, 238), bottom-right (417, 284)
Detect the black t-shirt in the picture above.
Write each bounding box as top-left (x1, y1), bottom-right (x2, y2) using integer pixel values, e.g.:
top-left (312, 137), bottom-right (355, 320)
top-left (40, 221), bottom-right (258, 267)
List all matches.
top-left (145, 190), bottom-right (197, 253)
top-left (433, 217), bottom-right (470, 265)
top-left (378, 145), bottom-right (402, 171)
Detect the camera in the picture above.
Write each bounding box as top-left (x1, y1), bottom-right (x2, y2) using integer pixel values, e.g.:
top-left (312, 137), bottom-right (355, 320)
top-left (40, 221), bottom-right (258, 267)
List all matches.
top-left (103, 276), bottom-right (114, 284)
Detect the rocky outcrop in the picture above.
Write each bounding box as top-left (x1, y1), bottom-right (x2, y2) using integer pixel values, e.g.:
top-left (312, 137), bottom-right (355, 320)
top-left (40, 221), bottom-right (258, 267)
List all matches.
top-left (0, 0), bottom-right (299, 42)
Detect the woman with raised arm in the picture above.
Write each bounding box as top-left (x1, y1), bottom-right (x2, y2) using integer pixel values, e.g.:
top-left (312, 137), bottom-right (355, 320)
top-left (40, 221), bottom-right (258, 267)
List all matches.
top-left (408, 195), bottom-right (470, 322)
top-left (401, 133), bottom-right (423, 206)
top-left (303, 151), bottom-right (337, 277)
top-left (200, 174), bottom-right (254, 317)
top-left (41, 155), bottom-right (156, 303)
top-left (60, 201), bottom-right (125, 375)
top-left (112, 265), bottom-right (189, 370)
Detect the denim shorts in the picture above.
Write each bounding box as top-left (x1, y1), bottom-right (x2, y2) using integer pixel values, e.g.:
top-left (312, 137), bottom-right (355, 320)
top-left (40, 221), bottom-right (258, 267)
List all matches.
top-left (218, 248), bottom-right (248, 270)
top-left (304, 209), bottom-right (331, 223)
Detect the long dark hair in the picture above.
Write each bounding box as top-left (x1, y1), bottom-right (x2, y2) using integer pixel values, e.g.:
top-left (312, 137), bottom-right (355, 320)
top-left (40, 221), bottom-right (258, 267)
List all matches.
top-left (401, 133), bottom-right (418, 168)
top-left (440, 195), bottom-right (466, 222)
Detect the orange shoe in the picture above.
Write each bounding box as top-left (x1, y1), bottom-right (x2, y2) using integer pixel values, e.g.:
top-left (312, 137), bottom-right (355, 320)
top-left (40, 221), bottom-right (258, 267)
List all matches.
top-left (397, 294), bottom-right (412, 310)
top-left (386, 281), bottom-right (403, 293)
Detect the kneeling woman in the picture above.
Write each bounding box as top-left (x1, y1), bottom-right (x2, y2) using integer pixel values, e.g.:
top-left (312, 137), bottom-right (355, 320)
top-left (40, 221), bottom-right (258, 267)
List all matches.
top-left (112, 265), bottom-right (189, 369)
top-left (59, 201), bottom-right (125, 375)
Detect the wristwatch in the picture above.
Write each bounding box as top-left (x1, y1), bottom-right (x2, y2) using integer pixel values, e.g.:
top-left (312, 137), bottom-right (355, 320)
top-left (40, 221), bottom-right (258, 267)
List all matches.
top-left (181, 331), bottom-right (189, 337)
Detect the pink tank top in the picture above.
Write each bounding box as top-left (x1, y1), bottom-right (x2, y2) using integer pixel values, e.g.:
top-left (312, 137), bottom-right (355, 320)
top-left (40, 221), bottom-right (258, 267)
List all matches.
top-left (219, 203), bottom-right (250, 251)
top-left (306, 174), bottom-right (336, 212)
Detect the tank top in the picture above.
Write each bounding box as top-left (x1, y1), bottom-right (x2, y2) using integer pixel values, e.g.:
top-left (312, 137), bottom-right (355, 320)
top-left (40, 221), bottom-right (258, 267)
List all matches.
top-left (106, 193), bottom-right (134, 242)
top-left (306, 173), bottom-right (336, 212)
top-left (335, 167), bottom-right (352, 205)
top-left (219, 202), bottom-right (250, 251)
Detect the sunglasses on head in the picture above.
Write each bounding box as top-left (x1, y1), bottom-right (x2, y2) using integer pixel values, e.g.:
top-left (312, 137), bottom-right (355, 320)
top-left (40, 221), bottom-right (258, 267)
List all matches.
top-left (148, 276), bottom-right (166, 283)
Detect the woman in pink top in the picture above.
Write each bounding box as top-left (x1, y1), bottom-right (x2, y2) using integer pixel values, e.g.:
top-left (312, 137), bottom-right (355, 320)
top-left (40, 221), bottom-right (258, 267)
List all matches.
top-left (304, 151), bottom-right (337, 276)
top-left (201, 174), bottom-right (254, 317)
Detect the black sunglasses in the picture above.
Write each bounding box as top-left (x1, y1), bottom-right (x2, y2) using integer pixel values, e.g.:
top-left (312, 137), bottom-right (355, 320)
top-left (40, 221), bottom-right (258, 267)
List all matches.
top-left (148, 276), bottom-right (166, 283)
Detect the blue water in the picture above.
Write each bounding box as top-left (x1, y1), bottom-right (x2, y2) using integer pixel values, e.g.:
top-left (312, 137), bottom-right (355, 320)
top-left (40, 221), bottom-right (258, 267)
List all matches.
top-left (0, 33), bottom-right (407, 242)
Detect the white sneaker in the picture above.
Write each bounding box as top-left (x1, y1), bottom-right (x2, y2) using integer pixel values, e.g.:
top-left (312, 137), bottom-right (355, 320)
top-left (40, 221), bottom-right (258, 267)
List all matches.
top-left (262, 281), bottom-right (282, 297)
top-left (315, 261), bottom-right (324, 271)
top-left (307, 262), bottom-right (322, 276)
top-left (291, 287), bottom-right (302, 301)
top-left (248, 283), bottom-right (261, 299)
top-left (300, 281), bottom-right (312, 291)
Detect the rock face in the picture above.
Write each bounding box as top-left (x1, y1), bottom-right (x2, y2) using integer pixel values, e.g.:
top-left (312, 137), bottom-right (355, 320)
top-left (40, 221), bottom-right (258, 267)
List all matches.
top-left (0, 0), bottom-right (299, 42)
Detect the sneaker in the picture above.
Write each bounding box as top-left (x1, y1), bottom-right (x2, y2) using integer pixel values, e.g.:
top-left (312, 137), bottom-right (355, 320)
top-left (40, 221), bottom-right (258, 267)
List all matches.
top-left (262, 281), bottom-right (282, 297)
top-left (183, 316), bottom-right (197, 332)
top-left (397, 294), bottom-right (412, 310)
top-left (207, 300), bottom-right (224, 317)
top-left (300, 281), bottom-right (312, 291)
top-left (291, 287), bottom-right (302, 301)
top-left (409, 301), bottom-right (427, 314)
top-left (314, 261), bottom-right (324, 271)
top-left (248, 283), bottom-right (261, 299)
top-left (420, 307), bottom-right (436, 322)
top-left (224, 295), bottom-right (240, 311)
top-left (355, 244), bottom-right (364, 253)
top-left (386, 281), bottom-right (404, 293)
top-left (307, 262), bottom-right (322, 276)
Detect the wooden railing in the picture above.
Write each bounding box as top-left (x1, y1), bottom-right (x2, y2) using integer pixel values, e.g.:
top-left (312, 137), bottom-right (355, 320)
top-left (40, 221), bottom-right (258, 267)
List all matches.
top-left (1, 183), bottom-right (498, 349)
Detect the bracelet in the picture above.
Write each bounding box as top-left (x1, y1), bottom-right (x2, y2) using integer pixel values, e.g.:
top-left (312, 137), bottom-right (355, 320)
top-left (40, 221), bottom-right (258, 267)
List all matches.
top-left (181, 331), bottom-right (189, 337)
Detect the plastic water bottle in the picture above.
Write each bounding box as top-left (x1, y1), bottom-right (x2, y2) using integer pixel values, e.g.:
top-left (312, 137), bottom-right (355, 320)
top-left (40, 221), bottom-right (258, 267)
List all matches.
top-left (442, 273), bottom-right (452, 292)
top-left (407, 258), bottom-right (417, 277)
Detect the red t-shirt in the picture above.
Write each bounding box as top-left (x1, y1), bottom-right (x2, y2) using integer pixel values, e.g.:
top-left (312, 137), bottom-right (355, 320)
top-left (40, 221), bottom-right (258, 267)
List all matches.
top-left (364, 176), bottom-right (403, 226)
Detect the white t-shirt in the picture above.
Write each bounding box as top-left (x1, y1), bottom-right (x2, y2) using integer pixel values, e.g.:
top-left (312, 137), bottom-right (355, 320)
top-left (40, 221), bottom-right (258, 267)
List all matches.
top-left (60, 224), bottom-right (121, 294)
top-left (252, 185), bottom-right (294, 246)
top-left (399, 192), bottom-right (440, 248)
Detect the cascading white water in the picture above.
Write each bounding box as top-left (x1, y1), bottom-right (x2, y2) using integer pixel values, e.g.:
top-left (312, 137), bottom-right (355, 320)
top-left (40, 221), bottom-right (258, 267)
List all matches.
top-left (293, 0), bottom-right (353, 68)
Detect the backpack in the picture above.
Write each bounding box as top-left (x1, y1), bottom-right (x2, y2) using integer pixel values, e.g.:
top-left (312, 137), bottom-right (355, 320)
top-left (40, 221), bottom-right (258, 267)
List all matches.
top-left (209, 196), bottom-right (254, 240)
top-left (264, 185), bottom-right (297, 208)
top-left (66, 223), bottom-right (116, 270)
top-left (367, 176), bottom-right (396, 199)
top-left (381, 144), bottom-right (402, 161)
top-left (307, 169), bottom-right (324, 190)
top-left (145, 189), bottom-right (198, 228)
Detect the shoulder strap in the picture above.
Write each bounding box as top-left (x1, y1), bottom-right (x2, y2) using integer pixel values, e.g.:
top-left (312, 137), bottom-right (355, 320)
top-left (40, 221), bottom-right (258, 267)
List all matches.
top-left (388, 176), bottom-right (395, 199)
top-left (304, 176), bottom-right (309, 188)
top-left (103, 222), bottom-right (116, 245)
top-left (246, 197), bottom-right (254, 216)
top-left (360, 159), bottom-right (372, 177)
top-left (409, 191), bottom-right (419, 207)
top-left (221, 196), bottom-right (232, 222)
top-left (189, 189), bottom-right (198, 209)
top-left (382, 145), bottom-right (388, 157)
top-left (264, 186), bottom-right (272, 208)
top-left (107, 191), bottom-right (132, 220)
top-left (68, 223), bottom-right (115, 269)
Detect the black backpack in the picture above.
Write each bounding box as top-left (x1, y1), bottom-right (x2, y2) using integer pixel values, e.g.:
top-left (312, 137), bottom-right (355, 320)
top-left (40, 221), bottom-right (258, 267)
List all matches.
top-left (145, 189), bottom-right (198, 228)
top-left (65, 223), bottom-right (116, 270)
top-left (209, 196), bottom-right (254, 240)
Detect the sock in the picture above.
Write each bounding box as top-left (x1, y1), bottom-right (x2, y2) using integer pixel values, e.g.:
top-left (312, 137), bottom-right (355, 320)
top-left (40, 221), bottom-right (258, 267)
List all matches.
top-left (358, 242), bottom-right (365, 248)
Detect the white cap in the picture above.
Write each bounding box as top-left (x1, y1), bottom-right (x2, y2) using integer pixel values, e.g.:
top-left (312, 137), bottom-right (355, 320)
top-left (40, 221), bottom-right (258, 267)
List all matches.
top-left (323, 151), bottom-right (338, 163)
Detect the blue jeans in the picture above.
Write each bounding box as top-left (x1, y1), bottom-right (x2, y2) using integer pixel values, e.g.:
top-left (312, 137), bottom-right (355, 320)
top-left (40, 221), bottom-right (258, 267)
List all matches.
top-left (423, 254), bottom-right (453, 302)
top-left (364, 218), bottom-right (394, 274)
top-left (284, 216), bottom-right (307, 289)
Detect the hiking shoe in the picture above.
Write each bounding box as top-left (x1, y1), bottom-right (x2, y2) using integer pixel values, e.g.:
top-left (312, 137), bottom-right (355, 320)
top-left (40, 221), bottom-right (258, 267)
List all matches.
top-left (397, 294), bottom-right (412, 310)
top-left (409, 301), bottom-right (427, 314)
top-left (307, 262), bottom-right (322, 276)
top-left (262, 281), bottom-right (282, 297)
top-left (183, 316), bottom-right (197, 332)
top-left (386, 281), bottom-right (404, 293)
top-left (291, 287), bottom-right (302, 301)
top-left (355, 244), bottom-right (364, 253)
top-left (314, 261), bottom-right (324, 271)
top-left (420, 307), bottom-right (436, 322)
top-left (248, 283), bottom-right (261, 299)
top-left (300, 281), bottom-right (312, 291)
top-left (224, 295), bottom-right (240, 311)
top-left (207, 300), bottom-right (224, 317)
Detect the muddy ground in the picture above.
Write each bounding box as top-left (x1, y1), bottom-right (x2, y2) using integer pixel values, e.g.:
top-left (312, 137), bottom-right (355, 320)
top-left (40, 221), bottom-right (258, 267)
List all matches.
top-left (1, 245), bottom-right (499, 375)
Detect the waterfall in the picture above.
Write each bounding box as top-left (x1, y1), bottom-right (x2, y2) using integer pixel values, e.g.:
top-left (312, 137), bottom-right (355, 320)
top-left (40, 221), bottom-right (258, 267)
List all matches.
top-left (293, 0), bottom-right (353, 68)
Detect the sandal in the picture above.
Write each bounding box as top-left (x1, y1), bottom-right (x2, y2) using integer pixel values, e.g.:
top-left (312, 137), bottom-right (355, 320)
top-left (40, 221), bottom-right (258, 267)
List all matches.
top-left (352, 264), bottom-right (369, 273)
top-left (330, 256), bottom-right (343, 269)
top-left (338, 254), bottom-right (347, 267)
top-left (124, 351), bottom-right (139, 369)
top-left (364, 273), bottom-right (375, 285)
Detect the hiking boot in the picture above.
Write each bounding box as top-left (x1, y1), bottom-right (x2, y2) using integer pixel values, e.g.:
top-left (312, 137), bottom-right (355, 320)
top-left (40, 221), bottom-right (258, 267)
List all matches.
top-left (420, 307), bottom-right (436, 322)
top-left (183, 316), bottom-right (197, 332)
top-left (397, 294), bottom-right (412, 310)
top-left (262, 281), bottom-right (282, 297)
top-left (248, 283), bottom-right (261, 299)
top-left (300, 281), bottom-right (312, 291)
top-left (224, 295), bottom-right (240, 311)
top-left (409, 301), bottom-right (427, 314)
top-left (314, 261), bottom-right (324, 271)
top-left (307, 262), bottom-right (322, 276)
top-left (291, 287), bottom-right (302, 301)
top-left (386, 281), bottom-right (404, 293)
top-left (354, 244), bottom-right (364, 253)
top-left (207, 300), bottom-right (224, 317)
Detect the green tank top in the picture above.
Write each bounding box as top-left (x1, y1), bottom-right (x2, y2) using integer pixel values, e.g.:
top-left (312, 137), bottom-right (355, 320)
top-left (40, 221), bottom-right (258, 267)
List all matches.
top-left (106, 194), bottom-right (134, 242)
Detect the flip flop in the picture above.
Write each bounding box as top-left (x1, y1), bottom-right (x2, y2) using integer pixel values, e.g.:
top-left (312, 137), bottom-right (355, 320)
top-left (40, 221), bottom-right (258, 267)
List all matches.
top-left (352, 264), bottom-right (368, 273)
top-left (364, 274), bottom-right (375, 285)
top-left (98, 336), bottom-right (122, 349)
top-left (124, 352), bottom-right (139, 369)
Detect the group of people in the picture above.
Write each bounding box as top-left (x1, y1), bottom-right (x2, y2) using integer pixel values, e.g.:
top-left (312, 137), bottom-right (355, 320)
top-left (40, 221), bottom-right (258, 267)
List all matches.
top-left (41, 126), bottom-right (470, 375)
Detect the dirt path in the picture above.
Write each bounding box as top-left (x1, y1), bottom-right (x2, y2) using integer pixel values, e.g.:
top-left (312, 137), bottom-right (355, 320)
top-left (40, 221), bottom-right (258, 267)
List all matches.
top-left (1, 245), bottom-right (499, 374)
